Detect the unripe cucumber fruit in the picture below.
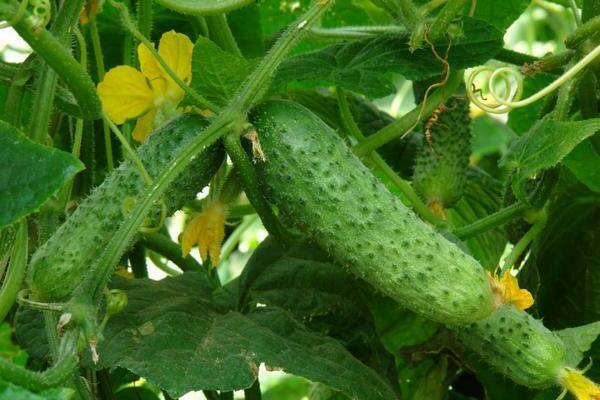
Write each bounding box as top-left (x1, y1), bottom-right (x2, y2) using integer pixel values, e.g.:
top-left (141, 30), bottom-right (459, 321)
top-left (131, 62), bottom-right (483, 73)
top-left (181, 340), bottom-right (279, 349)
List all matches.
top-left (412, 97), bottom-right (471, 209)
top-left (453, 305), bottom-right (566, 388)
top-left (250, 100), bottom-right (495, 324)
top-left (28, 115), bottom-right (224, 302)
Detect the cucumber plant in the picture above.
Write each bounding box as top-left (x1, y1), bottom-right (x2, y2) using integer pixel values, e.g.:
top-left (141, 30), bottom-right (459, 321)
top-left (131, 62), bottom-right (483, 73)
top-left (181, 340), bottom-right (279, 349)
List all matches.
top-left (1, 0), bottom-right (600, 399)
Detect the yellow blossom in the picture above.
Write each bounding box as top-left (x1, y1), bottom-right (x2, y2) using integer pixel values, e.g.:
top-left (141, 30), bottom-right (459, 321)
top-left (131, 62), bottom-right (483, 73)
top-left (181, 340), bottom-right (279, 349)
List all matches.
top-left (489, 270), bottom-right (534, 310)
top-left (181, 201), bottom-right (227, 266)
top-left (97, 31), bottom-right (193, 142)
top-left (559, 367), bottom-right (600, 400)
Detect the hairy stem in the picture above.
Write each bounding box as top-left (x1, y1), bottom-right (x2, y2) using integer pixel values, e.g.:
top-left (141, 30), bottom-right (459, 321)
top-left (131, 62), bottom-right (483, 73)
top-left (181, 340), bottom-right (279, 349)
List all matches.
top-left (500, 215), bottom-right (547, 274)
top-left (206, 14), bottom-right (242, 56)
top-left (565, 13), bottom-right (600, 48)
top-left (140, 233), bottom-right (203, 272)
top-left (453, 202), bottom-right (528, 239)
top-left (0, 222), bottom-right (27, 321)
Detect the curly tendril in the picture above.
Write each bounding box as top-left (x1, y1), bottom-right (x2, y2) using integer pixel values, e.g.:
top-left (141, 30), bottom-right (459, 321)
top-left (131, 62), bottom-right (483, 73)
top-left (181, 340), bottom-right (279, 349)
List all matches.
top-left (467, 44), bottom-right (600, 114)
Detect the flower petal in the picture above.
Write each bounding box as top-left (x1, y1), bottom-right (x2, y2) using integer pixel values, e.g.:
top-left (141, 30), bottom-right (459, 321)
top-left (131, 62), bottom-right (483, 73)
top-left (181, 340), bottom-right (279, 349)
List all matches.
top-left (138, 42), bottom-right (167, 97)
top-left (180, 201), bottom-right (226, 266)
top-left (132, 109), bottom-right (157, 142)
top-left (158, 31), bottom-right (193, 84)
top-left (97, 66), bottom-right (154, 124)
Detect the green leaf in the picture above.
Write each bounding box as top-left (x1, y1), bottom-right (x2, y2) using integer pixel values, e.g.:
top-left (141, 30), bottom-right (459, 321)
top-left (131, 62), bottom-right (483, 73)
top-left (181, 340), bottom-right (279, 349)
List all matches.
top-left (408, 357), bottom-right (448, 400)
top-left (471, 115), bottom-right (516, 162)
top-left (14, 307), bottom-right (49, 360)
top-left (189, 37), bottom-right (255, 107)
top-left (556, 321), bottom-right (600, 368)
top-left (98, 273), bottom-right (397, 399)
top-left (563, 140), bottom-right (600, 193)
top-left (472, 0), bottom-right (530, 31)
top-left (274, 17), bottom-right (503, 98)
top-left (507, 73), bottom-right (554, 135)
top-left (501, 118), bottom-right (600, 189)
top-left (0, 121), bottom-right (83, 228)
top-left (0, 380), bottom-right (73, 400)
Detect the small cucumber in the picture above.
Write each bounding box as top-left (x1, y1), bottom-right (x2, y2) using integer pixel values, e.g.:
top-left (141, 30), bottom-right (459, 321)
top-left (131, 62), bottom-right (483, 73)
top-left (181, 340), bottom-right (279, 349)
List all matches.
top-left (250, 100), bottom-right (495, 325)
top-left (453, 305), bottom-right (566, 388)
top-left (28, 115), bottom-right (224, 302)
top-left (412, 97), bottom-right (471, 210)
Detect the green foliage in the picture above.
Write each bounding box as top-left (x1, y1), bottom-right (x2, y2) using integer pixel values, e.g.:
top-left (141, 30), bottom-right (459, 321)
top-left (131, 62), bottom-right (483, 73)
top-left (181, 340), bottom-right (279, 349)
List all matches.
top-left (0, 122), bottom-right (83, 228)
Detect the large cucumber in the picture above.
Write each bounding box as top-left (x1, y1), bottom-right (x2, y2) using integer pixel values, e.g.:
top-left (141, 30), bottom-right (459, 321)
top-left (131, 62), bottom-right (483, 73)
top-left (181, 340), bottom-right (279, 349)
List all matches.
top-left (250, 100), bottom-right (495, 325)
top-left (412, 97), bottom-right (471, 211)
top-left (28, 115), bottom-right (224, 302)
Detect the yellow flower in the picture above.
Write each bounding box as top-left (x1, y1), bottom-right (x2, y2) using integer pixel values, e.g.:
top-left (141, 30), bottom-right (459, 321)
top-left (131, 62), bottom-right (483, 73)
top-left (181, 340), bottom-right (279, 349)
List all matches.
top-left (181, 201), bottom-right (227, 267)
top-left (97, 31), bottom-right (193, 142)
top-left (559, 367), bottom-right (600, 400)
top-left (489, 270), bottom-right (534, 310)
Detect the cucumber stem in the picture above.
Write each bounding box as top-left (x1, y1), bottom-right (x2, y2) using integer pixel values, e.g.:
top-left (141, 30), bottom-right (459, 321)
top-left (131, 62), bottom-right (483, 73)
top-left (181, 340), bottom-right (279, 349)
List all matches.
top-left (78, 0), bottom-right (333, 308)
top-left (224, 133), bottom-right (294, 242)
top-left (137, 0), bottom-right (153, 40)
top-left (0, 221), bottom-right (27, 321)
top-left (336, 88), bottom-right (448, 228)
top-left (206, 14), bottom-right (242, 56)
top-left (453, 202), bottom-right (529, 240)
top-left (140, 233), bottom-right (203, 272)
top-left (220, 215), bottom-right (258, 263)
top-left (352, 69), bottom-right (463, 156)
top-left (565, 13), bottom-right (600, 49)
top-left (88, 17), bottom-right (114, 171)
top-left (500, 215), bottom-right (547, 274)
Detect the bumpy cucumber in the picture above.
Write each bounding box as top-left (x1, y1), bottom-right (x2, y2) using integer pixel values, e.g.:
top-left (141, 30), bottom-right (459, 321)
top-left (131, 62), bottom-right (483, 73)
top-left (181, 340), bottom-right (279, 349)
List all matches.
top-left (28, 115), bottom-right (224, 302)
top-left (250, 100), bottom-right (495, 325)
top-left (412, 97), bottom-right (471, 209)
top-left (453, 305), bottom-right (566, 388)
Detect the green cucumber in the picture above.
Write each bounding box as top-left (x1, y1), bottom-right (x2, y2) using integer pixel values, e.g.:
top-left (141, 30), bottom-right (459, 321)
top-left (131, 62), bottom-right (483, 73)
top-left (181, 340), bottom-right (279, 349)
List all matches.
top-left (28, 115), bottom-right (224, 302)
top-left (453, 305), bottom-right (566, 388)
top-left (412, 97), bottom-right (471, 210)
top-left (250, 100), bottom-right (495, 325)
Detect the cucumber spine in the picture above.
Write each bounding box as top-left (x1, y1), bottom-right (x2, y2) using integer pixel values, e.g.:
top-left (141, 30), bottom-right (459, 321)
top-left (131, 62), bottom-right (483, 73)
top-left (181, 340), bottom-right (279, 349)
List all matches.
top-left (251, 100), bottom-right (495, 325)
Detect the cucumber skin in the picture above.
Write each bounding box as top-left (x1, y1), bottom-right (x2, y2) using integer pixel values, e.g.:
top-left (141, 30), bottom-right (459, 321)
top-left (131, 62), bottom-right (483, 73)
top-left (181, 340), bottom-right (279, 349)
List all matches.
top-left (251, 100), bottom-right (495, 325)
top-left (28, 115), bottom-right (224, 302)
top-left (412, 97), bottom-right (471, 208)
top-left (453, 305), bottom-right (566, 388)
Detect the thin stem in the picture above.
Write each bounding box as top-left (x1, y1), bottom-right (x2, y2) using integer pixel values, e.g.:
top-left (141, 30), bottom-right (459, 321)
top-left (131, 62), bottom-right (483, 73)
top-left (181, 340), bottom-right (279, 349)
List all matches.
top-left (494, 48), bottom-right (540, 66)
top-left (205, 14), bottom-right (242, 56)
top-left (453, 202), bottom-right (529, 239)
top-left (565, 14), bottom-right (600, 48)
top-left (224, 133), bottom-right (293, 241)
top-left (427, 0), bottom-right (467, 43)
top-left (109, 0), bottom-right (218, 112)
top-left (89, 18), bottom-right (114, 171)
top-left (336, 88), bottom-right (447, 228)
top-left (140, 233), bottom-right (203, 272)
top-left (500, 216), bottom-right (547, 274)
top-left (220, 215), bottom-right (258, 262)
top-left (420, 0), bottom-right (448, 14)
top-left (137, 0), bottom-right (153, 39)
top-left (398, 0), bottom-right (421, 28)
top-left (353, 69), bottom-right (462, 156)
top-left (103, 115), bottom-right (153, 185)
top-left (309, 25), bottom-right (407, 40)
top-left (0, 222), bottom-right (27, 321)
top-left (570, 0), bottom-right (583, 26)
top-left (552, 68), bottom-right (578, 121)
top-left (148, 252), bottom-right (182, 276)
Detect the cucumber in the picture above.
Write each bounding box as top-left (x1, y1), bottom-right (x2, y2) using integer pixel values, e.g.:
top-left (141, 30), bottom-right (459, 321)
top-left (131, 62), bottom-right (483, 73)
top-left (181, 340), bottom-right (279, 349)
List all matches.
top-left (453, 305), bottom-right (566, 388)
top-left (28, 115), bottom-right (224, 302)
top-left (250, 100), bottom-right (495, 325)
top-left (412, 97), bottom-right (471, 210)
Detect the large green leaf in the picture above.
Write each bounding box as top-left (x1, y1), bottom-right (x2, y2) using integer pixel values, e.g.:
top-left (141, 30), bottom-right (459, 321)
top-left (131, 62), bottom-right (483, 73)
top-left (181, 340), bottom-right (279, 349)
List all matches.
top-left (189, 37), bottom-right (255, 107)
top-left (98, 273), bottom-right (397, 399)
top-left (0, 121), bottom-right (83, 228)
top-left (563, 140), bottom-right (600, 193)
top-left (0, 382), bottom-right (73, 400)
top-left (501, 118), bottom-right (600, 190)
top-left (274, 17), bottom-right (503, 98)
top-left (472, 0), bottom-right (530, 31)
